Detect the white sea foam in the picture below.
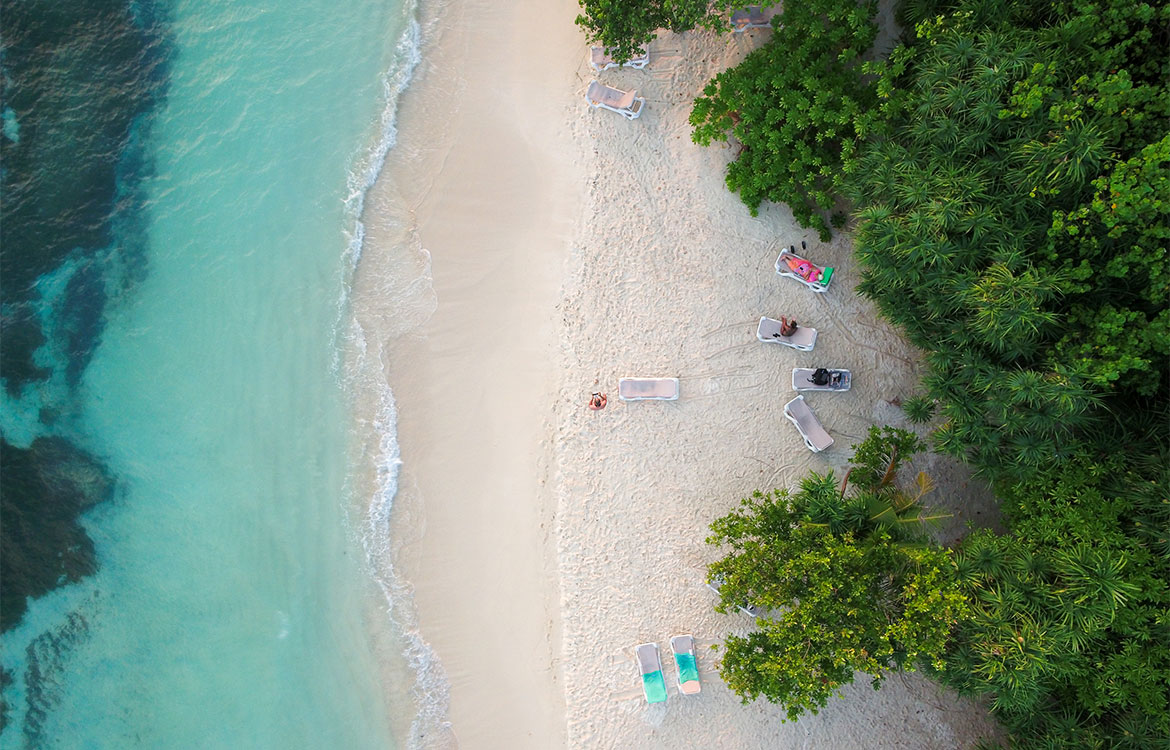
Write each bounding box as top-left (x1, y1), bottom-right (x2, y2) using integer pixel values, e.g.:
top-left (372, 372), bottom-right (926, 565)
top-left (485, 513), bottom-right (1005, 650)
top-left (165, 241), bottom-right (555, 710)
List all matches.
top-left (365, 373), bottom-right (453, 750)
top-left (343, 16), bottom-right (422, 275)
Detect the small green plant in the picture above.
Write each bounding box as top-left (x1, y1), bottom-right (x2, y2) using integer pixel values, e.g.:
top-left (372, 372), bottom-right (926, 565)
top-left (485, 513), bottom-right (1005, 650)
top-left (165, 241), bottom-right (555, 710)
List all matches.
top-left (902, 395), bottom-right (936, 424)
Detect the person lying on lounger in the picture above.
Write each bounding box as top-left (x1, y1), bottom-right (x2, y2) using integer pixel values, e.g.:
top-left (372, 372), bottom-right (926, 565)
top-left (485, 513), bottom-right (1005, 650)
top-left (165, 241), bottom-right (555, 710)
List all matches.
top-left (771, 316), bottom-right (798, 338)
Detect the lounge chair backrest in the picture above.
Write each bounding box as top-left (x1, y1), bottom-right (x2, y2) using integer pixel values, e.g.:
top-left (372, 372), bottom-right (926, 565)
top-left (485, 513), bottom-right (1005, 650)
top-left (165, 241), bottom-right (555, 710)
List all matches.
top-left (672, 635), bottom-right (694, 652)
top-left (636, 643), bottom-right (660, 675)
top-left (785, 396), bottom-right (833, 451)
top-left (587, 81), bottom-right (636, 110)
top-left (590, 47), bottom-right (611, 67)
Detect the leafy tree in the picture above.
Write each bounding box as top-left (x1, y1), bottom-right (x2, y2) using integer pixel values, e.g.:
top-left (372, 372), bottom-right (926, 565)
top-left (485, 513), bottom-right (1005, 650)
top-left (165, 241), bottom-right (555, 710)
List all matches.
top-left (574, 0), bottom-right (720, 65)
top-left (690, 0), bottom-right (882, 239)
top-left (707, 428), bottom-right (968, 718)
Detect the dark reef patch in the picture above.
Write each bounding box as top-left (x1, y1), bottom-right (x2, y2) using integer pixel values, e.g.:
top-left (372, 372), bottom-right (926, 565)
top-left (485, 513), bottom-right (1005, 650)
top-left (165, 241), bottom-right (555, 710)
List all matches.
top-left (1, 0), bottom-right (171, 396)
top-left (1, 438), bottom-right (114, 632)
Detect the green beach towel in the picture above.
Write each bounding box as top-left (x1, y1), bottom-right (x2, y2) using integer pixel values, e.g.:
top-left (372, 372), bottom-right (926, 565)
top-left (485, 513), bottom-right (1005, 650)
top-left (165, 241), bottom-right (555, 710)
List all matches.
top-left (642, 670), bottom-right (668, 704)
top-left (674, 652), bottom-right (699, 684)
top-left (819, 267), bottom-right (834, 286)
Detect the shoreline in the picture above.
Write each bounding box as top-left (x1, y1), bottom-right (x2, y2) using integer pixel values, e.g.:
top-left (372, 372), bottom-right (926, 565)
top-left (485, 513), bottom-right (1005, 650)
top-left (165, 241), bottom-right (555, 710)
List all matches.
top-left (352, 0), bottom-right (584, 746)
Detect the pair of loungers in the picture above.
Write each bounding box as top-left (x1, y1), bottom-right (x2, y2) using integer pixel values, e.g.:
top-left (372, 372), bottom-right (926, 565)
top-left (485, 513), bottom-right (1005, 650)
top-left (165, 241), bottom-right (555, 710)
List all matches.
top-left (636, 636), bottom-right (701, 704)
top-left (586, 44), bottom-right (649, 120)
top-left (784, 370), bottom-right (851, 452)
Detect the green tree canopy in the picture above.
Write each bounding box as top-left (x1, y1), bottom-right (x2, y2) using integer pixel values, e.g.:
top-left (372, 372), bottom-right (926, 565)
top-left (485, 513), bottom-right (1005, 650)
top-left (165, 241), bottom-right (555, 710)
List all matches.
top-left (690, 0), bottom-right (883, 239)
top-left (848, 0), bottom-right (1168, 477)
top-left (575, 0), bottom-right (720, 65)
top-left (707, 428), bottom-right (968, 718)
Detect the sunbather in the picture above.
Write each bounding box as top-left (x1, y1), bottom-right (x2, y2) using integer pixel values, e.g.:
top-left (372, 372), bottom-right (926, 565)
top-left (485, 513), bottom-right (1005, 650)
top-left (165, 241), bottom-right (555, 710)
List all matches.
top-left (588, 392), bottom-right (607, 410)
top-left (785, 251), bottom-right (823, 283)
top-left (780, 316), bottom-right (797, 336)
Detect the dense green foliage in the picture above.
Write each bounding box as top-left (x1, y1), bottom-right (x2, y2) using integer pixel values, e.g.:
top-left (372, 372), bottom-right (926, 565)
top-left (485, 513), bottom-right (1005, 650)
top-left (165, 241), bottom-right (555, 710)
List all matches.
top-left (690, 0), bottom-right (881, 239)
top-left (707, 428), bottom-right (968, 719)
top-left (858, 2), bottom-right (1168, 745)
top-left (574, 0), bottom-right (719, 64)
top-left (850, 2), bottom-right (1168, 477)
top-left (931, 408), bottom-right (1169, 745)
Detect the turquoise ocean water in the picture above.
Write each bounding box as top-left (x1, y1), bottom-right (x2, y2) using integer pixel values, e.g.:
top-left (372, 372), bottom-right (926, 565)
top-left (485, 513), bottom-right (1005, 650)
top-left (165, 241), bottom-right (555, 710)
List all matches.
top-left (1, 0), bottom-right (430, 746)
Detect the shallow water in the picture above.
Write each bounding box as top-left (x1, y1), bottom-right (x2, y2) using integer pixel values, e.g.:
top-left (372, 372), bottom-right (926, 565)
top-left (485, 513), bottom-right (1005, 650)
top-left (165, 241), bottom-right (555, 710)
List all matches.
top-left (0, 0), bottom-right (422, 746)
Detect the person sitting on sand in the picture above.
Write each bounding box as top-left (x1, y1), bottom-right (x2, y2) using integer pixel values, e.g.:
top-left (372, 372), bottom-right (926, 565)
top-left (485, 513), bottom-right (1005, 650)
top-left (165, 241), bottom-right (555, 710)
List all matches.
top-left (588, 392), bottom-right (607, 410)
top-left (779, 316), bottom-right (798, 336)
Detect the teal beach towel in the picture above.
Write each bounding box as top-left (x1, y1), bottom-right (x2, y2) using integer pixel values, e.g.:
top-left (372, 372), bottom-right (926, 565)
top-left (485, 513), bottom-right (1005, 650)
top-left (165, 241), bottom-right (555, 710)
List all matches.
top-left (642, 670), bottom-right (668, 703)
top-left (674, 652), bottom-right (699, 684)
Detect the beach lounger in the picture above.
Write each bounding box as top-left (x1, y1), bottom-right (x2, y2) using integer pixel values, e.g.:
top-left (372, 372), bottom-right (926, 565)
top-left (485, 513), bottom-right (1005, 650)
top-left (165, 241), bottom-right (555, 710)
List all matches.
top-left (784, 395), bottom-right (834, 452)
top-left (757, 317), bottom-right (817, 351)
top-left (706, 575), bottom-right (763, 618)
top-left (635, 642), bottom-right (668, 704)
top-left (586, 81), bottom-right (645, 120)
top-left (792, 368), bottom-right (851, 392)
top-left (618, 377), bottom-right (679, 401)
top-left (730, 5), bottom-right (782, 31)
top-left (775, 241), bottom-right (833, 293)
top-left (590, 46), bottom-right (649, 72)
top-left (669, 635), bottom-right (702, 695)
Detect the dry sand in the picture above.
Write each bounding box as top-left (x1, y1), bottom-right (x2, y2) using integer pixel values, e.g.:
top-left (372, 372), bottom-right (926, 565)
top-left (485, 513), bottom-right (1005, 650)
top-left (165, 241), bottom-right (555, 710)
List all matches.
top-left (357, 0), bottom-right (1003, 747)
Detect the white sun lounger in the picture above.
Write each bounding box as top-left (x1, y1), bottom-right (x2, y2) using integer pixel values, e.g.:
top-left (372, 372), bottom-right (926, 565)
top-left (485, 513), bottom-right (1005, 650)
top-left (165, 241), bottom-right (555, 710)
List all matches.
top-left (636, 642), bottom-right (668, 704)
top-left (775, 243), bottom-right (833, 293)
top-left (669, 635), bottom-right (701, 695)
top-left (706, 575), bottom-right (763, 618)
top-left (590, 46), bottom-right (649, 72)
top-left (757, 317), bottom-right (817, 351)
top-left (619, 377), bottom-right (679, 401)
top-left (792, 368), bottom-right (851, 392)
top-left (784, 395), bottom-right (834, 452)
top-left (586, 80), bottom-right (645, 120)
top-left (731, 5), bottom-right (782, 31)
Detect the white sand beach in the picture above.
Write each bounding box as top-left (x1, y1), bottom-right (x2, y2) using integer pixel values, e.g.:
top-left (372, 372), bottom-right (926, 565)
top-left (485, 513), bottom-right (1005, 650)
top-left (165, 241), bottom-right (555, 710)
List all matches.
top-left (357, 0), bottom-right (1003, 747)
